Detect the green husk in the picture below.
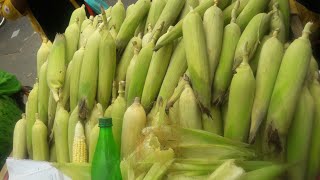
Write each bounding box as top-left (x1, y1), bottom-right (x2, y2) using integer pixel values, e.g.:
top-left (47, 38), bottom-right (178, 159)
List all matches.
top-left (144, 0), bottom-right (166, 34)
top-left (38, 62), bottom-right (49, 126)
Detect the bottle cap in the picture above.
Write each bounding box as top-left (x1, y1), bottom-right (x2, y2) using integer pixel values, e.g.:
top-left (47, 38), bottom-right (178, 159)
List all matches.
top-left (99, 117), bottom-right (112, 127)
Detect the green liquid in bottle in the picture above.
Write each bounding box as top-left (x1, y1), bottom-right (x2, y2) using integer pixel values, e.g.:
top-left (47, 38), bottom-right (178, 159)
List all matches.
top-left (91, 118), bottom-right (122, 180)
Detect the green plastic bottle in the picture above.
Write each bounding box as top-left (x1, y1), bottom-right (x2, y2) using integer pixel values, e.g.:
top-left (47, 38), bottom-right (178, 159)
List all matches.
top-left (91, 117), bottom-right (122, 180)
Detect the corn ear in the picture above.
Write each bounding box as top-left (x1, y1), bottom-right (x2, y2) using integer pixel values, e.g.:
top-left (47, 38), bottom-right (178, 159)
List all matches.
top-left (121, 97), bottom-right (147, 159)
top-left (269, 0), bottom-right (290, 40)
top-left (212, 2), bottom-right (241, 104)
top-left (54, 104), bottom-right (70, 163)
top-left (98, 28), bottom-right (116, 110)
top-left (166, 75), bottom-right (189, 109)
top-left (69, 4), bottom-right (86, 27)
top-left (248, 36), bottom-right (270, 75)
top-left (142, 24), bottom-right (153, 47)
top-left (104, 81), bottom-right (117, 118)
top-left (223, 0), bottom-right (249, 25)
top-left (60, 60), bottom-right (73, 111)
top-left (85, 103), bottom-right (103, 150)
top-left (239, 164), bottom-right (288, 180)
top-left (152, 0), bottom-right (185, 36)
top-left (48, 91), bottom-right (57, 132)
top-left (80, 16), bottom-right (93, 33)
top-left (262, 22), bottom-right (313, 161)
top-left (109, 0), bottom-right (126, 33)
top-left (203, 106), bottom-right (222, 135)
top-left (203, 3), bottom-right (224, 83)
top-left (236, 0), bottom-right (271, 31)
top-left (65, 20), bottom-right (80, 64)
top-left (127, 25), bottom-right (163, 106)
top-left (208, 159), bottom-right (245, 180)
top-left (68, 106), bottom-right (81, 160)
top-left (233, 12), bottom-right (272, 70)
top-left (270, 4), bottom-right (286, 43)
top-left (249, 31), bottom-right (284, 144)
top-left (179, 0), bottom-right (199, 20)
top-left (224, 43), bottom-right (255, 143)
top-left (125, 45), bottom-right (140, 100)
top-left (36, 38), bottom-right (50, 78)
top-left (307, 73), bottom-right (320, 179)
top-left (126, 4), bottom-right (134, 17)
top-left (286, 85), bottom-right (314, 179)
top-left (47, 34), bottom-right (66, 102)
top-left (50, 142), bottom-right (57, 162)
top-left (13, 114), bottom-right (27, 159)
top-left (89, 124), bottom-right (99, 162)
top-left (70, 47), bottom-right (85, 111)
top-left (111, 81), bottom-right (127, 150)
top-left (141, 33), bottom-right (173, 111)
top-left (134, 16), bottom-right (147, 37)
top-left (183, 11), bottom-right (211, 110)
top-left (179, 83), bottom-right (202, 129)
top-left (38, 61), bottom-right (49, 126)
top-left (158, 39), bottom-right (187, 101)
top-left (32, 114), bottom-right (49, 161)
top-left (116, 35), bottom-right (142, 87)
top-left (168, 98), bottom-right (180, 125)
top-left (26, 80), bottom-right (39, 158)
top-left (72, 121), bottom-right (87, 163)
top-left (144, 0), bottom-right (166, 34)
top-left (78, 26), bottom-right (102, 119)
top-left (79, 21), bottom-right (95, 48)
top-left (116, 0), bottom-right (151, 51)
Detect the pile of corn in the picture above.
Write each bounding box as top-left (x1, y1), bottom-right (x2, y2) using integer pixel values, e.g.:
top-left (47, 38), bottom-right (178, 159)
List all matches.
top-left (11, 0), bottom-right (320, 179)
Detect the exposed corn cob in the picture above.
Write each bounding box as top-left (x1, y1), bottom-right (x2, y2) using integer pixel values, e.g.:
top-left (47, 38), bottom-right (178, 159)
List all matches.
top-left (236, 0), bottom-right (271, 31)
top-left (69, 4), bottom-right (86, 27)
top-left (32, 114), bottom-right (49, 161)
top-left (179, 83), bottom-right (202, 129)
top-left (121, 97), bottom-right (147, 159)
top-left (212, 1), bottom-right (241, 104)
top-left (65, 20), bottom-right (80, 64)
top-left (70, 47), bottom-right (85, 112)
top-left (36, 38), bottom-right (50, 78)
top-left (79, 21), bottom-right (95, 48)
top-left (80, 16), bottom-right (93, 33)
top-left (54, 104), bottom-right (70, 163)
top-left (47, 34), bottom-right (66, 102)
top-left (166, 75), bottom-right (189, 109)
top-left (144, 0), bottom-right (166, 34)
top-left (72, 121), bottom-right (87, 163)
top-left (98, 28), bottom-right (116, 110)
top-left (307, 73), bottom-right (320, 179)
top-left (183, 11), bottom-right (211, 110)
top-left (203, 2), bottom-right (224, 83)
top-left (125, 45), bottom-right (140, 100)
top-left (153, 0), bottom-right (215, 51)
top-left (158, 39), bottom-right (187, 101)
top-left (111, 81), bottom-right (127, 150)
top-left (110, 0), bottom-right (126, 33)
top-left (116, 35), bottom-right (142, 88)
top-left (179, 0), bottom-right (199, 20)
top-left (85, 103), bottom-right (103, 150)
top-left (38, 61), bottom-right (49, 126)
top-left (152, 0), bottom-right (185, 36)
top-left (68, 106), bottom-right (81, 160)
top-left (142, 24), bottom-right (153, 47)
top-left (262, 22), bottom-right (313, 161)
top-left (116, 0), bottom-right (151, 51)
top-left (48, 91), bottom-right (57, 132)
top-left (89, 124), bottom-right (99, 162)
top-left (104, 81), bottom-right (118, 118)
top-left (13, 114), bottom-right (27, 159)
top-left (50, 142), bottom-right (57, 162)
top-left (224, 43), bottom-right (255, 142)
top-left (141, 31), bottom-right (173, 111)
top-left (286, 84), bottom-right (314, 180)
top-left (60, 60), bottom-right (73, 111)
top-left (249, 31), bottom-right (284, 144)
top-left (127, 24), bottom-right (163, 106)
top-left (233, 12), bottom-right (272, 70)
top-left (270, 3), bottom-right (286, 43)
top-left (78, 25), bottom-right (102, 119)
top-left (26, 80), bottom-right (38, 158)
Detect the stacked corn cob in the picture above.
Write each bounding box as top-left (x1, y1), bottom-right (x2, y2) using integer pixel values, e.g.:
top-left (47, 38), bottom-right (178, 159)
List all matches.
top-left (11, 0), bottom-right (320, 179)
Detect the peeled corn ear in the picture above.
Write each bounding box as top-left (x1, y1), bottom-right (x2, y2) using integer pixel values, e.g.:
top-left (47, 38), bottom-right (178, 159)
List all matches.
top-left (68, 106), bottom-right (81, 160)
top-left (72, 121), bottom-right (87, 163)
